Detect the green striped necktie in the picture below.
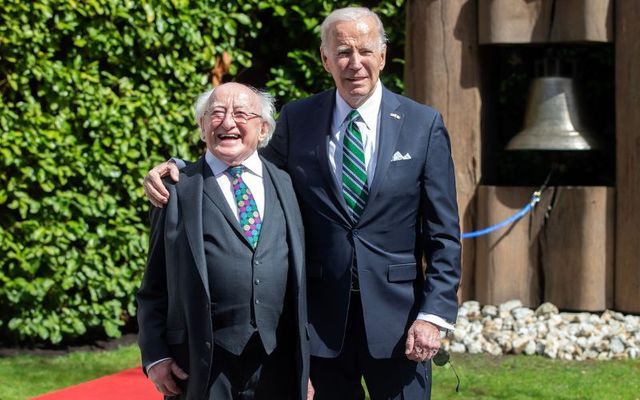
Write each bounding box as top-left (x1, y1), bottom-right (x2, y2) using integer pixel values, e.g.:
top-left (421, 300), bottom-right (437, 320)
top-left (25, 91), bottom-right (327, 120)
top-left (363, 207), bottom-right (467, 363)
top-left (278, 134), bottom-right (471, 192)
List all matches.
top-left (342, 109), bottom-right (369, 220)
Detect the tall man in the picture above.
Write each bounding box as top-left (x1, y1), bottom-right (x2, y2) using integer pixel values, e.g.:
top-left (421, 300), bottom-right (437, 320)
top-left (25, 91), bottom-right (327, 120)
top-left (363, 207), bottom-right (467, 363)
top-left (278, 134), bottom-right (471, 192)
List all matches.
top-left (144, 7), bottom-right (460, 399)
top-left (137, 82), bottom-right (309, 400)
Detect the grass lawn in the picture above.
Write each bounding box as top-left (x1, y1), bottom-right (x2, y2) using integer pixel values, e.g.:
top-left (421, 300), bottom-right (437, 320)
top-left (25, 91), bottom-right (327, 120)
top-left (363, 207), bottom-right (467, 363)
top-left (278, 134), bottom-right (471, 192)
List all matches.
top-left (1, 344), bottom-right (639, 400)
top-left (431, 353), bottom-right (640, 399)
top-left (0, 344), bottom-right (140, 400)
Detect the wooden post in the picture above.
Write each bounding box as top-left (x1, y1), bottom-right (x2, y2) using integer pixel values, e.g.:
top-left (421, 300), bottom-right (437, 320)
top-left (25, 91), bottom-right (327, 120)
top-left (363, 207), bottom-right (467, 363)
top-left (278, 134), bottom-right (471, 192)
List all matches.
top-left (479, 0), bottom-right (612, 44)
top-left (475, 186), bottom-right (541, 307)
top-left (541, 187), bottom-right (615, 311)
top-left (405, 0), bottom-right (482, 302)
top-left (615, 1), bottom-right (640, 313)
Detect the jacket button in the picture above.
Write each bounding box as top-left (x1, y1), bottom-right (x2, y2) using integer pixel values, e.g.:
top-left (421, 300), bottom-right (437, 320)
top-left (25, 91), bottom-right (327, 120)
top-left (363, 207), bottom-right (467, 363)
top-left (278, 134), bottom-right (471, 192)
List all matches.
top-left (254, 279), bottom-right (260, 285)
top-left (255, 299), bottom-right (260, 304)
top-left (254, 260), bottom-right (261, 265)
top-left (205, 341), bottom-right (211, 350)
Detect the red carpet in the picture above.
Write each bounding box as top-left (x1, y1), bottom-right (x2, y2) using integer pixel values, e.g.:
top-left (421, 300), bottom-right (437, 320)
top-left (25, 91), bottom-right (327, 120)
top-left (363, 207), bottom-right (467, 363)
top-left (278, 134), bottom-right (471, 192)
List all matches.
top-left (31, 367), bottom-right (161, 400)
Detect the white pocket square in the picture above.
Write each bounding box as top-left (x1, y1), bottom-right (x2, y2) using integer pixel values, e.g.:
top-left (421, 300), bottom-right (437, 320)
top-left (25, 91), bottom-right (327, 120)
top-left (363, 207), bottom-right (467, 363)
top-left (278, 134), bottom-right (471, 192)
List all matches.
top-left (391, 151), bottom-right (412, 162)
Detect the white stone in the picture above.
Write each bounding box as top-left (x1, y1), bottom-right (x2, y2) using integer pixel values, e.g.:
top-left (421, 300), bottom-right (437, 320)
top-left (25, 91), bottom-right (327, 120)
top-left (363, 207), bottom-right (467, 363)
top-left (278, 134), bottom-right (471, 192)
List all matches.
top-left (512, 336), bottom-right (531, 354)
top-left (483, 341), bottom-right (503, 356)
top-left (446, 301), bottom-right (638, 360)
top-left (524, 340), bottom-right (537, 355)
top-left (578, 322), bottom-right (595, 337)
top-left (576, 337), bottom-right (588, 349)
top-left (450, 342), bottom-right (466, 353)
top-left (502, 317), bottom-right (515, 331)
top-left (499, 299), bottom-right (523, 315)
top-left (548, 314), bottom-right (564, 327)
top-left (467, 341), bottom-right (483, 354)
top-left (482, 305), bottom-right (498, 318)
top-left (496, 332), bottom-right (514, 353)
top-left (610, 337), bottom-right (625, 354)
top-left (453, 326), bottom-right (468, 342)
top-left (543, 340), bottom-right (559, 359)
top-left (460, 301), bottom-right (480, 314)
top-left (512, 307), bottom-right (534, 321)
top-left (602, 309), bottom-right (626, 322)
top-left (535, 302), bottom-right (559, 316)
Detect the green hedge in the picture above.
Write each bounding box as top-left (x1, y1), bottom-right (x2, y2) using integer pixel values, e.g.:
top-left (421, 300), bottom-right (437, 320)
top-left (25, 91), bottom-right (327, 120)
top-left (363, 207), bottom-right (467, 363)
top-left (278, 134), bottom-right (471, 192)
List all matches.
top-left (0, 0), bottom-right (405, 344)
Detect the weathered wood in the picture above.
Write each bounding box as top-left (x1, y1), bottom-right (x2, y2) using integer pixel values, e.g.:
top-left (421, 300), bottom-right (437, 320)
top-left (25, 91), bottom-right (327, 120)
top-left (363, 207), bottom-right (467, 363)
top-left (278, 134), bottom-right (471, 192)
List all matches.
top-left (479, 0), bottom-right (552, 44)
top-left (405, 0), bottom-right (482, 302)
top-left (551, 0), bottom-right (613, 42)
top-left (479, 0), bottom-right (613, 44)
top-left (475, 186), bottom-right (541, 307)
top-left (615, 1), bottom-right (640, 313)
top-left (541, 187), bottom-right (614, 311)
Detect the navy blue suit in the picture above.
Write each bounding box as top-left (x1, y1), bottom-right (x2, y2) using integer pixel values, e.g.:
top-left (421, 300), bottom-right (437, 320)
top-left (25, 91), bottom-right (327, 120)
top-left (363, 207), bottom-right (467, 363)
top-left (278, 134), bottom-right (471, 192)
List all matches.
top-left (261, 86), bottom-right (461, 399)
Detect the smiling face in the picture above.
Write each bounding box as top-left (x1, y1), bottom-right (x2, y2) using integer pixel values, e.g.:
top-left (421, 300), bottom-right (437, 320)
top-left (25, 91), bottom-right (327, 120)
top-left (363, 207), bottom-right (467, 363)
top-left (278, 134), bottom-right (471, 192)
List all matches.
top-left (321, 16), bottom-right (386, 108)
top-left (202, 83), bottom-right (267, 166)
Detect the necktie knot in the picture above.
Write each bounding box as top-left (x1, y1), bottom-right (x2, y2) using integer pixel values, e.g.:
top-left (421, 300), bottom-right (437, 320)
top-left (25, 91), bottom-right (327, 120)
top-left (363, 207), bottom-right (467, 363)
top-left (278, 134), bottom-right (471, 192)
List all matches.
top-left (228, 165), bottom-right (244, 178)
top-left (348, 109), bottom-right (360, 124)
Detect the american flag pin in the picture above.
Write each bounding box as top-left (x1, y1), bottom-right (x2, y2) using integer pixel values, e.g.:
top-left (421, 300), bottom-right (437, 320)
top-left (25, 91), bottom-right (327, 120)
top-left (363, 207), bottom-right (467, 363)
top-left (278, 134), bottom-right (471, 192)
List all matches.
top-left (390, 113), bottom-right (401, 119)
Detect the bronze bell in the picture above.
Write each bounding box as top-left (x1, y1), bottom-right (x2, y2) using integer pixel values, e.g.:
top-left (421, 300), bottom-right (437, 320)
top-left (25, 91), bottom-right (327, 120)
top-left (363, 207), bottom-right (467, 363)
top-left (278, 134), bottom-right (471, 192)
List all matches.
top-left (506, 77), bottom-right (601, 151)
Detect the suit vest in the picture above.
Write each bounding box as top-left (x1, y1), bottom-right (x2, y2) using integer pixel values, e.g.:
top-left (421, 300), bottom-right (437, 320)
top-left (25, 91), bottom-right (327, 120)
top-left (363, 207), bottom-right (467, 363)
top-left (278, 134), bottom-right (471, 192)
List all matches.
top-left (202, 167), bottom-right (290, 356)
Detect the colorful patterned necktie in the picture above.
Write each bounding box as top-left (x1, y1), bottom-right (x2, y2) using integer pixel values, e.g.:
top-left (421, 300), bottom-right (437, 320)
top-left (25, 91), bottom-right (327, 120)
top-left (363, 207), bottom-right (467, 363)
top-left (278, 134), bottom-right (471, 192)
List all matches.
top-left (342, 109), bottom-right (369, 220)
top-left (228, 166), bottom-right (262, 248)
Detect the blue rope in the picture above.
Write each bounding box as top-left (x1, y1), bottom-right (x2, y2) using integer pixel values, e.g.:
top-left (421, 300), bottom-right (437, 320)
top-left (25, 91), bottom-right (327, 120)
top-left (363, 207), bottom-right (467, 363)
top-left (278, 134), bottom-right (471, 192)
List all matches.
top-left (462, 192), bottom-right (541, 239)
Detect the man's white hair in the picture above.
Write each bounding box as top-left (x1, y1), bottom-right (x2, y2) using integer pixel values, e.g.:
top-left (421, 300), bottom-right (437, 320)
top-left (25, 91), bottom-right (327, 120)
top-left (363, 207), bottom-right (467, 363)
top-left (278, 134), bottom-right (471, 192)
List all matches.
top-left (194, 85), bottom-right (276, 147)
top-left (320, 7), bottom-right (387, 52)
top-left (194, 89), bottom-right (214, 141)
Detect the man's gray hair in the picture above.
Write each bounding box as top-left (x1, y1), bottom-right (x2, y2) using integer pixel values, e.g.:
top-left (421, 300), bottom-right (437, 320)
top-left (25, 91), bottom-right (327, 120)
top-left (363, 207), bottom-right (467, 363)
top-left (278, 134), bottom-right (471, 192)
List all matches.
top-left (194, 85), bottom-right (277, 147)
top-left (195, 89), bottom-right (214, 141)
top-left (320, 7), bottom-right (387, 52)
top-left (253, 88), bottom-right (277, 148)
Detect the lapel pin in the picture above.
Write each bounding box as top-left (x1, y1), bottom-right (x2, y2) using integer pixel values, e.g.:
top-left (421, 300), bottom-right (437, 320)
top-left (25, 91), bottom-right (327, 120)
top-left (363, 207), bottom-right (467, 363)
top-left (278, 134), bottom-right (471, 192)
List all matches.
top-left (389, 112), bottom-right (401, 120)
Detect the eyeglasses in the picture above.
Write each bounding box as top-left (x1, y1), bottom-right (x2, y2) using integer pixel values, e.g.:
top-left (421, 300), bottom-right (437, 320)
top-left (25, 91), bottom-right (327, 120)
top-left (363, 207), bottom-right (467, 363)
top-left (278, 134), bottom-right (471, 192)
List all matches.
top-left (210, 110), bottom-right (263, 125)
top-left (432, 348), bottom-right (460, 393)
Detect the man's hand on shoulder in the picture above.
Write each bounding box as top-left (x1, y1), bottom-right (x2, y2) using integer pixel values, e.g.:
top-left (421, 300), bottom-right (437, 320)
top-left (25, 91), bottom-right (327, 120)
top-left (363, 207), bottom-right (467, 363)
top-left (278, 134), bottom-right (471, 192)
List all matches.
top-left (143, 160), bottom-right (180, 208)
top-left (404, 320), bottom-right (441, 362)
top-left (147, 358), bottom-right (188, 396)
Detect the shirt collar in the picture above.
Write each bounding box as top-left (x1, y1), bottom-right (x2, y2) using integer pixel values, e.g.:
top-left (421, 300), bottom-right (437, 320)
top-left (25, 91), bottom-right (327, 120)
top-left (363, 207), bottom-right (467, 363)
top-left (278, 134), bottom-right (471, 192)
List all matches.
top-left (334, 80), bottom-right (383, 129)
top-left (205, 150), bottom-right (263, 177)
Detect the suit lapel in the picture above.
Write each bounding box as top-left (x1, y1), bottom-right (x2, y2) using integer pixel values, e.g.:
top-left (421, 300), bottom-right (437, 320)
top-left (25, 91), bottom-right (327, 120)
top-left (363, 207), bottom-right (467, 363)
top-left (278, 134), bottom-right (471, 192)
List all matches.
top-left (201, 163), bottom-right (250, 248)
top-left (313, 91), bottom-right (353, 224)
top-left (177, 157), bottom-right (210, 299)
top-left (365, 88), bottom-right (404, 210)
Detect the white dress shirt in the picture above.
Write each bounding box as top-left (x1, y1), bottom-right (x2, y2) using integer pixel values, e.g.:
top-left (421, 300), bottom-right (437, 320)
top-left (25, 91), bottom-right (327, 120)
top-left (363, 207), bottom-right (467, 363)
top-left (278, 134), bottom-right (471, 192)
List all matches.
top-left (328, 81), bottom-right (382, 187)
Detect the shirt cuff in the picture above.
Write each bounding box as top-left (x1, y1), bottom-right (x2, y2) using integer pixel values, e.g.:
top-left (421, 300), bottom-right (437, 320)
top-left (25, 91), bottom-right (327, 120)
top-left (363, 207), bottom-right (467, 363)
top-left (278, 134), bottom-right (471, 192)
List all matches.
top-left (417, 313), bottom-right (455, 332)
top-left (146, 357), bottom-right (172, 373)
top-left (170, 158), bottom-right (186, 169)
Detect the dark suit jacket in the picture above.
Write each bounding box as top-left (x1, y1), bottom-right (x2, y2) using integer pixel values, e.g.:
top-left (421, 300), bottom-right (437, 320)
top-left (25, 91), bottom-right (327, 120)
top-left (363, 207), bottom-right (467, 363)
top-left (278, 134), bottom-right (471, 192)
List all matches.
top-left (261, 86), bottom-right (461, 359)
top-left (137, 155), bottom-right (309, 400)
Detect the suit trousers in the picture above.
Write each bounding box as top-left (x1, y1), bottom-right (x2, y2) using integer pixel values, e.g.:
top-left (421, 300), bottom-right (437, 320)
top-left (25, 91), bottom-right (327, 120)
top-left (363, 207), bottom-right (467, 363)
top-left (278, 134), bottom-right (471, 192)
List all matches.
top-left (310, 292), bottom-right (431, 400)
top-left (208, 333), bottom-right (296, 400)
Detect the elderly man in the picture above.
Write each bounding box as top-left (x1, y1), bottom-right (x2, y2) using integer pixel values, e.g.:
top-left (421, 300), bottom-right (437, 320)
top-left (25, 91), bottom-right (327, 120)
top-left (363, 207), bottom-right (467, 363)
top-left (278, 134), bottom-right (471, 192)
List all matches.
top-left (137, 82), bottom-right (309, 400)
top-left (144, 7), bottom-right (460, 400)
